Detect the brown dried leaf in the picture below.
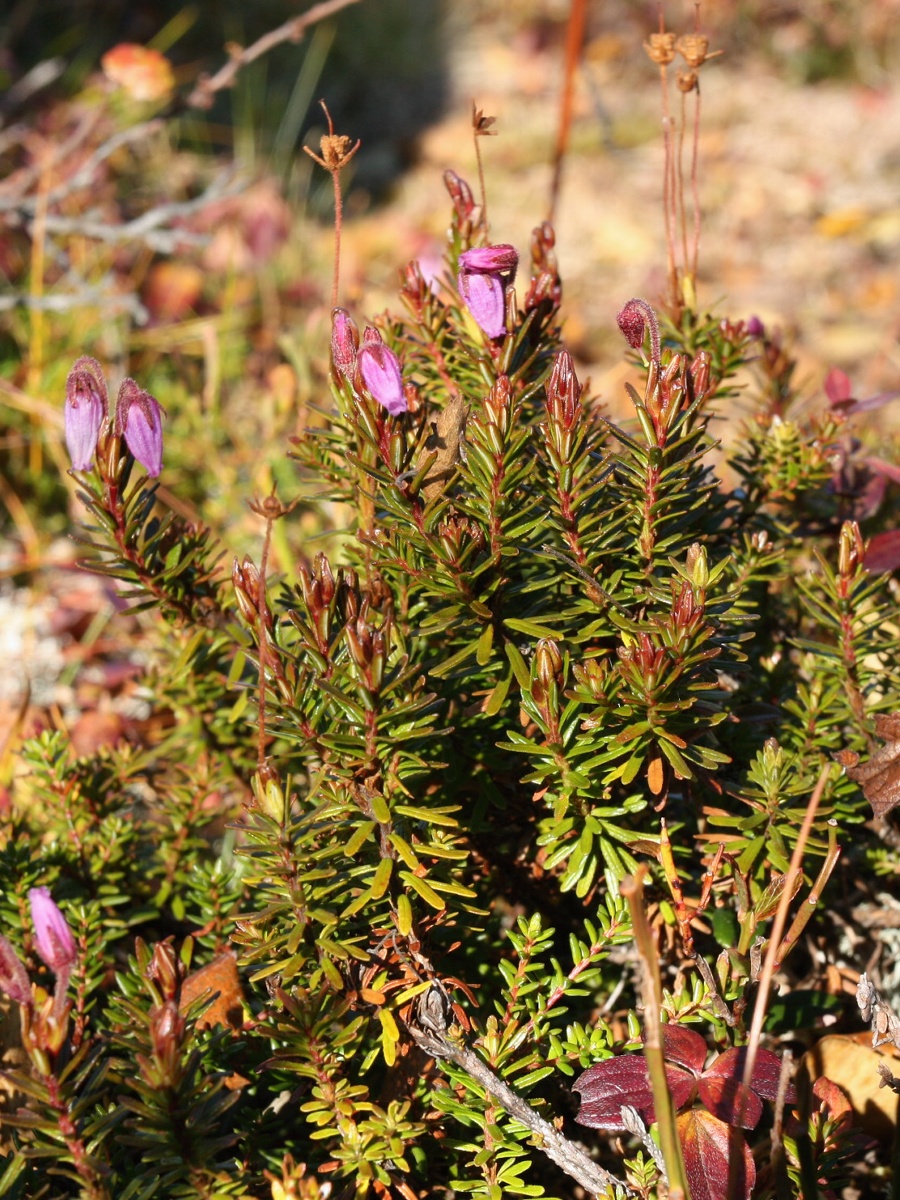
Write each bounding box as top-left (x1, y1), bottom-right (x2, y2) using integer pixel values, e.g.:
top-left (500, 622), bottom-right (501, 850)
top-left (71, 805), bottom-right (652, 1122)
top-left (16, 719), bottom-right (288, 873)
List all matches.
top-left (839, 714), bottom-right (900, 817)
top-left (421, 393), bottom-right (468, 503)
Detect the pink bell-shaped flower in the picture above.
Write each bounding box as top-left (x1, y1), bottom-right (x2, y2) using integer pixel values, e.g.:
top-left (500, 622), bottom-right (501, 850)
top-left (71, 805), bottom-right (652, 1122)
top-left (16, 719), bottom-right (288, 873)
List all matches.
top-left (358, 328), bottom-right (406, 416)
top-left (457, 244), bottom-right (518, 339)
top-left (64, 356), bottom-right (108, 470)
top-left (28, 887), bottom-right (77, 976)
top-left (115, 378), bottom-right (165, 477)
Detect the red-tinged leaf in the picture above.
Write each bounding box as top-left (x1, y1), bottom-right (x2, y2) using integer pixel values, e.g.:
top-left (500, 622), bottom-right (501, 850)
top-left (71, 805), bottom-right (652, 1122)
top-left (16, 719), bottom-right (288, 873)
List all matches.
top-left (866, 456), bottom-right (900, 486)
top-left (705, 1047), bottom-right (796, 1104)
top-left (812, 1075), bottom-right (853, 1120)
top-left (573, 1056), bottom-right (653, 1130)
top-left (865, 530), bottom-right (900, 574)
top-left (824, 367), bottom-right (852, 406)
top-left (698, 1076), bottom-right (762, 1130)
top-left (678, 1109), bottom-right (755, 1200)
top-left (661, 1024), bottom-right (708, 1074)
top-left (664, 1063), bottom-right (699, 1111)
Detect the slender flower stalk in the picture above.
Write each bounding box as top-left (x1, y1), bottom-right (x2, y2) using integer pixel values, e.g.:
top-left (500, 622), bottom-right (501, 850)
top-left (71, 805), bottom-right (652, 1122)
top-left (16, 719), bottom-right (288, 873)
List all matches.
top-left (303, 101), bottom-right (360, 309)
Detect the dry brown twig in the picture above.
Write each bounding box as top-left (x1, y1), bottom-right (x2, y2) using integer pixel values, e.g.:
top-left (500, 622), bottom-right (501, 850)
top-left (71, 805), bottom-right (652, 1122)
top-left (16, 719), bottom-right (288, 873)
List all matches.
top-left (408, 983), bottom-right (633, 1197)
top-left (186, 0), bottom-right (363, 111)
top-left (857, 973), bottom-right (900, 1097)
top-left (742, 763), bottom-right (834, 1091)
top-left (548, 0), bottom-right (588, 224)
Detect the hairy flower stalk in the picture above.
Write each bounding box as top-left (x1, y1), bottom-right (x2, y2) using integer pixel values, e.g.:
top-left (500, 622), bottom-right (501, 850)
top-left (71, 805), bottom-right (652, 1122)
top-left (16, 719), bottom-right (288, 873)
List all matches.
top-left (64, 356), bottom-right (108, 470)
top-left (457, 243), bottom-right (518, 338)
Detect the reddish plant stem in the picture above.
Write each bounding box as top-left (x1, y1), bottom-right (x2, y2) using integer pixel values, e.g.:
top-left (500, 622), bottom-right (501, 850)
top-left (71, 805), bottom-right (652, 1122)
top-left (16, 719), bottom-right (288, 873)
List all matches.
top-left (256, 515), bottom-right (275, 771)
top-left (548, 0), bottom-right (588, 224)
top-left (743, 763), bottom-right (831, 1091)
top-left (45, 1072), bottom-right (108, 1198)
top-left (658, 62), bottom-right (678, 305)
top-left (677, 87), bottom-right (689, 277)
top-left (329, 165), bottom-right (344, 311)
top-left (690, 85), bottom-right (703, 281)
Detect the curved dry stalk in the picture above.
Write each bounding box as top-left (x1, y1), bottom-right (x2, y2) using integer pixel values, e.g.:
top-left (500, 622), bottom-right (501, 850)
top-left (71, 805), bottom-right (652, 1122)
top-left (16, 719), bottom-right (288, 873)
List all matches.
top-left (742, 762), bottom-right (832, 1089)
top-left (186, 0), bottom-right (363, 110)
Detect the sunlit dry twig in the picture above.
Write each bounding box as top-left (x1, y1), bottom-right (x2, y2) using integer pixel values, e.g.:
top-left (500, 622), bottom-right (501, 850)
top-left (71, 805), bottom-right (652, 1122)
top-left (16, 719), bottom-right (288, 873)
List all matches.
top-left (185, 0), bottom-right (363, 110)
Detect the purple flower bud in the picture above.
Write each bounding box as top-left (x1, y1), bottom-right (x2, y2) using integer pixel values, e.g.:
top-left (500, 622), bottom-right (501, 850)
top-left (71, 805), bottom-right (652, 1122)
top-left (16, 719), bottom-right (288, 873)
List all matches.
top-left (444, 169), bottom-right (476, 221)
top-left (546, 349), bottom-right (581, 429)
top-left (358, 328), bottom-right (406, 416)
top-left (616, 297), bottom-right (661, 367)
top-left (746, 315), bottom-right (765, 338)
top-left (617, 302), bottom-right (647, 349)
top-left (64, 356), bottom-right (108, 471)
top-left (115, 379), bottom-right (165, 477)
top-left (331, 307), bottom-right (359, 379)
top-left (457, 244), bottom-right (519, 339)
top-left (0, 935), bottom-right (31, 1006)
top-left (28, 887), bottom-right (77, 975)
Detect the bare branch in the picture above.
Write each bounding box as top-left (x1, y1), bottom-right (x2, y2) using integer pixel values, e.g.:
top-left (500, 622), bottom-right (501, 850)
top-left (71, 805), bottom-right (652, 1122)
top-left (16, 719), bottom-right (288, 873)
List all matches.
top-left (0, 286), bottom-right (147, 322)
top-left (408, 984), bottom-right (633, 1197)
top-left (185, 0), bottom-right (364, 110)
top-left (15, 170), bottom-right (244, 254)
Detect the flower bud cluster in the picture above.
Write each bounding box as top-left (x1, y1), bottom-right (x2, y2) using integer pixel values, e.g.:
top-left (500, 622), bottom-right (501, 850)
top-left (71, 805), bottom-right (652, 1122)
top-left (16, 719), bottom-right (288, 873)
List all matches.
top-left (64, 357), bottom-right (165, 477)
top-left (524, 222), bottom-right (561, 312)
top-left (329, 308), bottom-right (408, 418)
top-left (232, 556), bottom-right (265, 626)
top-left (0, 888), bottom-right (78, 1071)
top-left (344, 603), bottom-right (389, 693)
top-left (545, 349), bottom-right (582, 434)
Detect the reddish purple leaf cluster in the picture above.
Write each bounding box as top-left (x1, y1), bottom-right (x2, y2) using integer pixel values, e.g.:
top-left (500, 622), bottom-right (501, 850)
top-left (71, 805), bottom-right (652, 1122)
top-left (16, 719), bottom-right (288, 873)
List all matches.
top-left (573, 1025), bottom-right (792, 1132)
top-left (574, 1026), bottom-right (795, 1200)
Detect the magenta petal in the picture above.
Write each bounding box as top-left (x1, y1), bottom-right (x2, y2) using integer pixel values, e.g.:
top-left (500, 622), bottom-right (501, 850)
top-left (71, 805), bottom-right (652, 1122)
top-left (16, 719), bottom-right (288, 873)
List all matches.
top-left (458, 270), bottom-right (507, 338)
top-left (358, 342), bottom-right (406, 416)
top-left (28, 887), bottom-right (77, 975)
top-left (865, 530), bottom-right (900, 573)
top-left (124, 402), bottom-right (163, 476)
top-left (458, 243), bottom-right (518, 276)
top-left (573, 1055), bottom-right (654, 1130)
top-left (331, 307), bottom-right (359, 378)
top-left (824, 366), bottom-right (853, 406)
